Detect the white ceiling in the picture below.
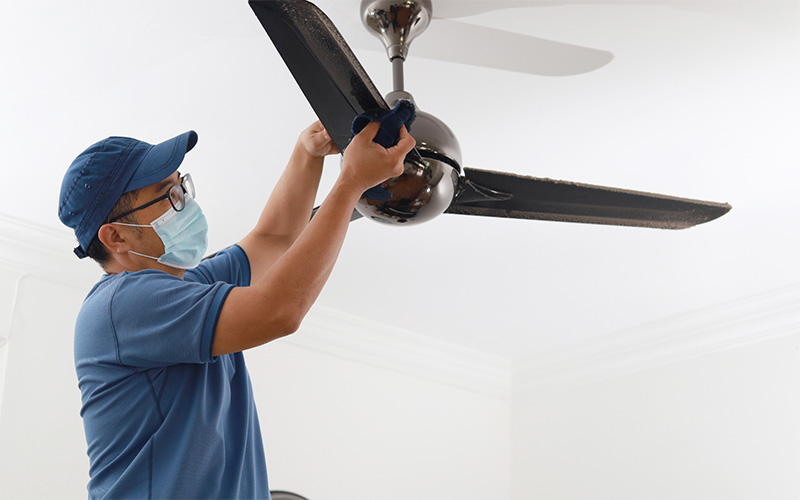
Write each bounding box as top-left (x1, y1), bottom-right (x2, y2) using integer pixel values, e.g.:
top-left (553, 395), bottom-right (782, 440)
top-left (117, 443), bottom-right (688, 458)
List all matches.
top-left (2, 0), bottom-right (798, 360)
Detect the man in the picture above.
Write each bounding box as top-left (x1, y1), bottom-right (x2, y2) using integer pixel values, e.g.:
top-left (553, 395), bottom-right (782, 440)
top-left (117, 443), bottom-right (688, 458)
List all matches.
top-left (58, 120), bottom-right (415, 498)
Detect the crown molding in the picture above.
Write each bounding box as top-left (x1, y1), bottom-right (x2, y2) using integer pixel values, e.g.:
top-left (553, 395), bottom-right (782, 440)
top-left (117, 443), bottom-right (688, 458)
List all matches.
top-left (0, 213), bottom-right (101, 288)
top-left (514, 283), bottom-right (800, 398)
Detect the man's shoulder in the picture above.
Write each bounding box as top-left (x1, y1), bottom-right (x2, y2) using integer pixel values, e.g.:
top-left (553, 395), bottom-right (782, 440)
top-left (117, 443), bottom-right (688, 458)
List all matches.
top-left (79, 270), bottom-right (194, 327)
top-left (85, 270), bottom-right (179, 300)
top-left (187, 244), bottom-right (251, 287)
top-left (76, 268), bottom-right (231, 364)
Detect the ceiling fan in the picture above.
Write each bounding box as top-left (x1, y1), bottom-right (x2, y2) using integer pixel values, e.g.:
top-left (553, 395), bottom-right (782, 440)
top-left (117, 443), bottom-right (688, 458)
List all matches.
top-left (249, 0), bottom-right (731, 229)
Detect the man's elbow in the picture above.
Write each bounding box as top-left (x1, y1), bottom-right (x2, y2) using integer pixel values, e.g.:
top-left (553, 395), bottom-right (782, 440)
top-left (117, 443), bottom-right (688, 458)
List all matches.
top-left (272, 304), bottom-right (307, 338)
top-left (246, 294), bottom-right (312, 345)
top-left (280, 315), bottom-right (303, 338)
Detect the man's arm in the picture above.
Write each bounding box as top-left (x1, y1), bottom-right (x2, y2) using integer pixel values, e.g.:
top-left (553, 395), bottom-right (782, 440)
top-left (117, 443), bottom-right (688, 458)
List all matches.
top-left (237, 121), bottom-right (338, 280)
top-left (212, 122), bottom-right (415, 356)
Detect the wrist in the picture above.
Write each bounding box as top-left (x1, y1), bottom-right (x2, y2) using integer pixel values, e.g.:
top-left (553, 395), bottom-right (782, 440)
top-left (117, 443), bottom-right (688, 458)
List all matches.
top-left (332, 173), bottom-right (369, 201)
top-left (294, 140), bottom-right (327, 165)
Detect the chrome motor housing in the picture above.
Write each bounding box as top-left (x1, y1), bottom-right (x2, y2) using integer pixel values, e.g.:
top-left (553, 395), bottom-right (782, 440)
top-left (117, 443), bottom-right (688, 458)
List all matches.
top-left (354, 109), bottom-right (464, 225)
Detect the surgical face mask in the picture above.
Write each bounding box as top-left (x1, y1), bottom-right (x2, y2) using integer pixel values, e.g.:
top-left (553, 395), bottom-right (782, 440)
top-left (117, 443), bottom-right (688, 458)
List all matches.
top-left (113, 198), bottom-right (208, 269)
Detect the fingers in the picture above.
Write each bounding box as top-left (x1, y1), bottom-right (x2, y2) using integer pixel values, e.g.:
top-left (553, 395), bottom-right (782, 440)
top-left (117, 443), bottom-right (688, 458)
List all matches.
top-left (352, 122), bottom-right (415, 154)
top-left (305, 120), bottom-right (323, 135)
top-left (302, 121), bottom-right (338, 157)
top-left (328, 140), bottom-right (340, 156)
top-left (346, 121), bottom-right (415, 180)
top-left (310, 121), bottom-right (329, 141)
top-left (352, 121), bottom-right (382, 144)
top-left (318, 127), bottom-right (337, 153)
top-left (393, 125), bottom-right (416, 153)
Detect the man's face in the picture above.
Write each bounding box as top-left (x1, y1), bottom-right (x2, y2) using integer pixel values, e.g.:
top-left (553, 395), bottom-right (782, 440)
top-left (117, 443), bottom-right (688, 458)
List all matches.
top-left (119, 171), bottom-right (182, 268)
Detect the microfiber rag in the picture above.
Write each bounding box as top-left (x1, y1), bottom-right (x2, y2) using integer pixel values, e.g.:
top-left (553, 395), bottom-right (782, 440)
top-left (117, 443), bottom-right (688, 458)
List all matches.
top-left (351, 100), bottom-right (415, 202)
top-left (351, 99), bottom-right (415, 148)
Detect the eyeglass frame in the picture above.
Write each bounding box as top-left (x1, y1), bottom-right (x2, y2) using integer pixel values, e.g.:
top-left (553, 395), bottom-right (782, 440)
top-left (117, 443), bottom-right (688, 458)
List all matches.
top-left (108, 173), bottom-right (194, 223)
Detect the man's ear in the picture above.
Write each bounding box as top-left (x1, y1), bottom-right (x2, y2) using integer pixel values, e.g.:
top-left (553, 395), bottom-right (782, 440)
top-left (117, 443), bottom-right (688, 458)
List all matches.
top-left (97, 223), bottom-right (133, 256)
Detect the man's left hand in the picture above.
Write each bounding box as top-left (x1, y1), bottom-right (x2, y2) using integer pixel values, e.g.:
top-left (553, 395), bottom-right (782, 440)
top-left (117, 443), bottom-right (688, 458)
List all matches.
top-left (300, 121), bottom-right (339, 159)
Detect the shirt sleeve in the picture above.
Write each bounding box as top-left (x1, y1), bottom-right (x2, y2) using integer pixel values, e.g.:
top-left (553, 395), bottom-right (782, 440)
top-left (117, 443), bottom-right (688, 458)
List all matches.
top-left (186, 244), bottom-right (251, 287)
top-left (108, 271), bottom-right (232, 367)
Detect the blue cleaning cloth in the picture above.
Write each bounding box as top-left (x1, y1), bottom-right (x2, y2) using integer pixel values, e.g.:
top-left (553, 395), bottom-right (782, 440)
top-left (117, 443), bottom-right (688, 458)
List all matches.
top-left (351, 100), bottom-right (415, 201)
top-left (351, 99), bottom-right (415, 148)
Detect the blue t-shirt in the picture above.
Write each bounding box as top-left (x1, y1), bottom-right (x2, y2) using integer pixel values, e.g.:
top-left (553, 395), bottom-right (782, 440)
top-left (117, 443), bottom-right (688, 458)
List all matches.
top-left (74, 245), bottom-right (269, 499)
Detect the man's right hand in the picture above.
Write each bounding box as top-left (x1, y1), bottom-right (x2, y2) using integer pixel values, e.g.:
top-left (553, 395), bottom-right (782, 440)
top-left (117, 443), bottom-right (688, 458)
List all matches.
top-left (339, 121), bottom-right (416, 193)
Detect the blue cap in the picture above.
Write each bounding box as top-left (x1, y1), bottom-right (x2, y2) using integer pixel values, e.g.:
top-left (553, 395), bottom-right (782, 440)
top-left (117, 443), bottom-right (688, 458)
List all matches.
top-left (58, 131), bottom-right (198, 258)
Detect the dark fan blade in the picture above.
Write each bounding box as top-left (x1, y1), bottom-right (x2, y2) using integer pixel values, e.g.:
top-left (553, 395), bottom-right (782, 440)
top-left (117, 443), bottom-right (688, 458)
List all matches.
top-left (447, 168), bottom-right (731, 229)
top-left (249, 0), bottom-right (389, 153)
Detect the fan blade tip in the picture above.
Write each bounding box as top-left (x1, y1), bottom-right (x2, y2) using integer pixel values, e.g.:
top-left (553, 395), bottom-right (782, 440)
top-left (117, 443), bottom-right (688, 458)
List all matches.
top-left (670, 202), bottom-right (732, 230)
top-left (706, 200), bottom-right (733, 218)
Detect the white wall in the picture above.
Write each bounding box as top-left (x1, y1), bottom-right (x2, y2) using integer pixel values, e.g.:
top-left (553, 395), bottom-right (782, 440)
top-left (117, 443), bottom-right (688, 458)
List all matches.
top-left (247, 341), bottom-right (510, 499)
top-left (0, 218), bottom-right (100, 499)
top-left (512, 296), bottom-right (800, 500)
top-left (0, 272), bottom-right (92, 498)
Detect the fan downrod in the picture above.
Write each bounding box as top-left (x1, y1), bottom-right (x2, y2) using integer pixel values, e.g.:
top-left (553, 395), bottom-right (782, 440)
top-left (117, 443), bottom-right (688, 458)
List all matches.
top-left (361, 0), bottom-right (432, 62)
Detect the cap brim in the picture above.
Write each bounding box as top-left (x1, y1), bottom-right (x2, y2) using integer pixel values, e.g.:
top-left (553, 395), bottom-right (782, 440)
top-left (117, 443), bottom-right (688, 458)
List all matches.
top-left (124, 130), bottom-right (198, 193)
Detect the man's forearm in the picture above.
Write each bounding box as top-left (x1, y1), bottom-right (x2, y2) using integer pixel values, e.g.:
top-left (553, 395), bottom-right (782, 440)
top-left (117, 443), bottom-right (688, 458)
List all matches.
top-left (238, 139), bottom-right (326, 278)
top-left (254, 177), bottom-right (362, 318)
top-left (251, 139), bottom-right (325, 241)
top-left (213, 178), bottom-right (362, 355)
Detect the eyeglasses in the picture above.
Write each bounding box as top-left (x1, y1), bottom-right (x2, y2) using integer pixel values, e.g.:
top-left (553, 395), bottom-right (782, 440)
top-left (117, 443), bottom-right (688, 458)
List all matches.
top-left (109, 173), bottom-right (195, 223)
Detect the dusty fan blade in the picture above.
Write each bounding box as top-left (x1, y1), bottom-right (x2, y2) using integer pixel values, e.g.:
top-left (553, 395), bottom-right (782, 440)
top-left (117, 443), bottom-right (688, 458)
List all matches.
top-left (249, 0), bottom-right (389, 153)
top-left (413, 19), bottom-right (613, 76)
top-left (447, 168), bottom-right (731, 229)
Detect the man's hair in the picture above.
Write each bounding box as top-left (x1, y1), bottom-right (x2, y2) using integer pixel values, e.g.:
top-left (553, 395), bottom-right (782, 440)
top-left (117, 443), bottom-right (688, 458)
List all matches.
top-left (86, 190), bottom-right (142, 266)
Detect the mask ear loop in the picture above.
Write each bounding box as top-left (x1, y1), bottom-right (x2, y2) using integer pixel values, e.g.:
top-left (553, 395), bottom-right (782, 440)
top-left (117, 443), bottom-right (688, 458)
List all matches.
top-left (127, 250), bottom-right (162, 262)
top-left (107, 222), bottom-right (161, 262)
top-left (110, 222), bottom-right (151, 228)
